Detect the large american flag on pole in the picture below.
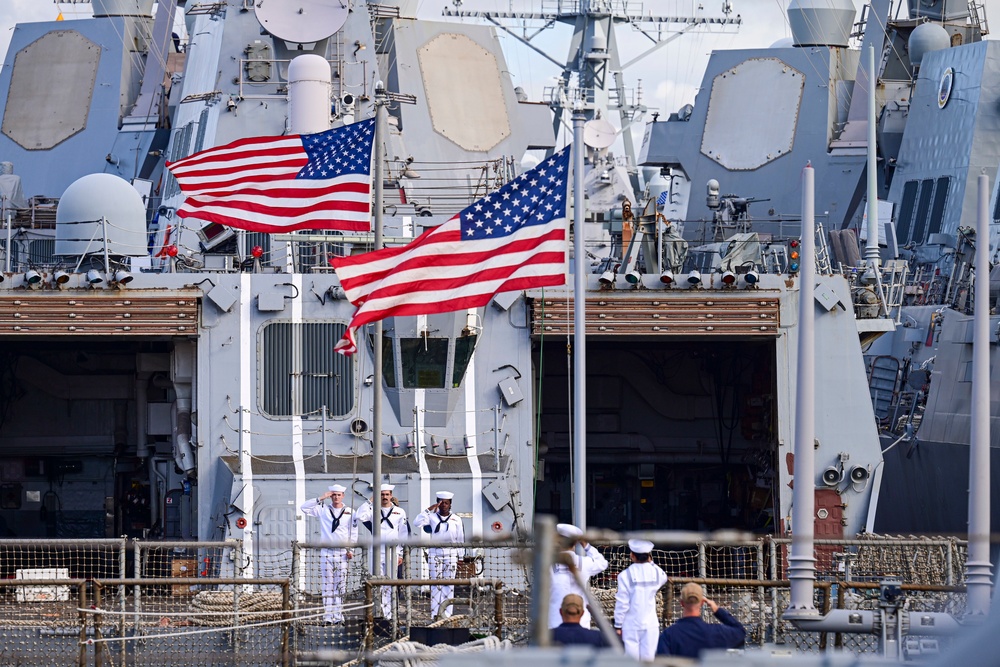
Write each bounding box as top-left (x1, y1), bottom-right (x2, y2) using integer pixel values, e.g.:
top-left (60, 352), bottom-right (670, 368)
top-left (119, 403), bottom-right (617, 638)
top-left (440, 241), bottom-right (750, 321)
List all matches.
top-left (166, 119), bottom-right (375, 233)
top-left (331, 145), bottom-right (572, 355)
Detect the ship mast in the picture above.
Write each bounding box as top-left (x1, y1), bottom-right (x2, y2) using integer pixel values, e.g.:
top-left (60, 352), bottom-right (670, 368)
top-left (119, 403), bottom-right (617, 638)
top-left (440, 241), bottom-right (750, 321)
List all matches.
top-left (444, 0), bottom-right (741, 196)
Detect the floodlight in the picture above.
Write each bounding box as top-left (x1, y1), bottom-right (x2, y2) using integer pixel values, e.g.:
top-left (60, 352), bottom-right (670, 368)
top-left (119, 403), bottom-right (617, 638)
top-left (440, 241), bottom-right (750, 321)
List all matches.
top-left (687, 269), bottom-right (702, 285)
top-left (659, 270), bottom-right (674, 285)
top-left (625, 269), bottom-right (641, 285)
top-left (23, 269), bottom-right (41, 285)
top-left (599, 270), bottom-right (615, 286)
top-left (721, 270), bottom-right (736, 285)
top-left (85, 269), bottom-right (104, 285)
top-left (53, 270), bottom-right (70, 285)
top-left (112, 270), bottom-right (133, 285)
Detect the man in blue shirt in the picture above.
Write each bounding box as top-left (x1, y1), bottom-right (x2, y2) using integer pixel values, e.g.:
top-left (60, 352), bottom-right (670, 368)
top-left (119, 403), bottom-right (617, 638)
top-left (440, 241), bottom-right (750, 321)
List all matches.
top-left (656, 582), bottom-right (745, 658)
top-left (552, 594), bottom-right (609, 647)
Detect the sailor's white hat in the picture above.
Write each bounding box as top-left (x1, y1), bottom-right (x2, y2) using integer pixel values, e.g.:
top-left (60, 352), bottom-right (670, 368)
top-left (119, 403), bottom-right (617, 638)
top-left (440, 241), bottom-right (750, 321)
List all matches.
top-left (556, 523), bottom-right (583, 539)
top-left (379, 484), bottom-right (395, 492)
top-left (628, 539), bottom-right (654, 554)
top-left (328, 484), bottom-right (346, 493)
top-left (436, 491), bottom-right (454, 500)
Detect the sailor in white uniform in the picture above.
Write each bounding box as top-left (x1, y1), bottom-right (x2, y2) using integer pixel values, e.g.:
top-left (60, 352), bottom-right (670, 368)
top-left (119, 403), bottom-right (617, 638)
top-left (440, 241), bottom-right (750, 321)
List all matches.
top-left (548, 523), bottom-right (609, 629)
top-left (412, 490), bottom-right (465, 618)
top-left (356, 484), bottom-right (409, 620)
top-left (614, 539), bottom-right (668, 661)
top-left (299, 484), bottom-right (358, 623)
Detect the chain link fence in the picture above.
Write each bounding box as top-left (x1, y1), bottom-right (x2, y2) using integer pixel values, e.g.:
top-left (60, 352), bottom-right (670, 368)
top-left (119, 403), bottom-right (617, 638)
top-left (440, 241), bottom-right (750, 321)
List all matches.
top-left (0, 534), bottom-right (978, 664)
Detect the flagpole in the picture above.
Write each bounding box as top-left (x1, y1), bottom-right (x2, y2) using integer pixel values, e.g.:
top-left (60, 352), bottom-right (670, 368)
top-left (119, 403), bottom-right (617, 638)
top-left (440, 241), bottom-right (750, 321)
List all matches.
top-left (571, 111), bottom-right (587, 531)
top-left (371, 89), bottom-right (386, 563)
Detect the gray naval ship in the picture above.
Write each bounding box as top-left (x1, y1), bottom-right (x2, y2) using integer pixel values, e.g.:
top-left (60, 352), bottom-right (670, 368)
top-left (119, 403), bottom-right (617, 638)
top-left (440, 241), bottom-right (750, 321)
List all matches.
top-left (0, 0), bottom-right (983, 577)
top-left (639, 0), bottom-right (1000, 537)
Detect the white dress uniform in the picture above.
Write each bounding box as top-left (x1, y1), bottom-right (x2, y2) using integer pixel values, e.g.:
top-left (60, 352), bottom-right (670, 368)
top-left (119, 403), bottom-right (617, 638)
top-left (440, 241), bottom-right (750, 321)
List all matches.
top-left (548, 523), bottom-right (609, 629)
top-left (356, 488), bottom-right (409, 620)
top-left (300, 486), bottom-right (358, 623)
top-left (614, 540), bottom-right (667, 661)
top-left (412, 492), bottom-right (465, 618)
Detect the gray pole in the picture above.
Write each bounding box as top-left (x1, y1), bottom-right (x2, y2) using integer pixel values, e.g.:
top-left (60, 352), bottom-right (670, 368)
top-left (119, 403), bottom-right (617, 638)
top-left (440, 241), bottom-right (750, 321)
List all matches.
top-left (530, 514), bottom-right (556, 646)
top-left (572, 113), bottom-right (587, 531)
top-left (786, 163), bottom-right (817, 617)
top-left (4, 212), bottom-right (11, 273)
top-left (102, 216), bottom-right (111, 276)
top-left (864, 45), bottom-right (881, 270)
top-left (371, 95), bottom-right (386, 561)
top-left (967, 173), bottom-right (993, 615)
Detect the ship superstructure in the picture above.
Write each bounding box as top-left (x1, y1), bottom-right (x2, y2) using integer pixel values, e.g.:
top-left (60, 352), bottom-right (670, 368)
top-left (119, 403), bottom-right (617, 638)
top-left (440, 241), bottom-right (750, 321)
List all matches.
top-left (0, 0), bottom-right (927, 577)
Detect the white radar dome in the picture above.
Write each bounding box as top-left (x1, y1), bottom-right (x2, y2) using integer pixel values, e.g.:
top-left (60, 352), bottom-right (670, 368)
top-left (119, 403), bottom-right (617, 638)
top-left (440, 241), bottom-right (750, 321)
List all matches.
top-left (55, 173), bottom-right (148, 258)
top-left (909, 23), bottom-right (951, 67)
top-left (288, 54), bottom-right (332, 134)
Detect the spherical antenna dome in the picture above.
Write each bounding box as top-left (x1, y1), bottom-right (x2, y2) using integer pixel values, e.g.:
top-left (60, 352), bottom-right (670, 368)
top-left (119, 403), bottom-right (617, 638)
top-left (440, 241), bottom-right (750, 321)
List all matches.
top-left (909, 23), bottom-right (950, 67)
top-left (770, 37), bottom-right (795, 49)
top-left (55, 173), bottom-right (148, 258)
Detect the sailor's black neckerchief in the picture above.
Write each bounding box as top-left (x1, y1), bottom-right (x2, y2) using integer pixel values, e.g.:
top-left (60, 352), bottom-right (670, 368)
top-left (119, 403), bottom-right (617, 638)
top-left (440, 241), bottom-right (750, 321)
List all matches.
top-left (330, 506), bottom-right (346, 533)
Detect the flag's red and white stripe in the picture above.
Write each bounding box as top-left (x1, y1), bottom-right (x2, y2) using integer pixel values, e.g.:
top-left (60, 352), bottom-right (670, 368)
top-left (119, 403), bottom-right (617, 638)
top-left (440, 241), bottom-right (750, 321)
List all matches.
top-left (167, 134), bottom-right (370, 232)
top-left (332, 206), bottom-right (566, 354)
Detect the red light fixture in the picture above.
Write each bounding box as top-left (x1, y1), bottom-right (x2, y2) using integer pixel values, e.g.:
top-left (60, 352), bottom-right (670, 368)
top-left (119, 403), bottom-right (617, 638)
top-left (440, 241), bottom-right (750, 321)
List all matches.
top-left (165, 245), bottom-right (178, 257)
top-left (251, 245), bottom-right (264, 258)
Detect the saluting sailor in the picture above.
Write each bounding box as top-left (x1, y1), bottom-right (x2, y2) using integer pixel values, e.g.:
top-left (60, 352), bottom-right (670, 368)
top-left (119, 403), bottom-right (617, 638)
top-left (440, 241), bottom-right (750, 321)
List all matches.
top-left (614, 539), bottom-right (668, 661)
top-left (356, 484), bottom-right (409, 620)
top-left (548, 523), bottom-right (609, 629)
top-left (299, 484), bottom-right (358, 624)
top-left (412, 490), bottom-right (465, 619)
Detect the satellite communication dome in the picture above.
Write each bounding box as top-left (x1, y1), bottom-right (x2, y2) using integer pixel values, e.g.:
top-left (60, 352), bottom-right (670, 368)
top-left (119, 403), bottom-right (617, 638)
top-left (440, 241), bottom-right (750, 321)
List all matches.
top-left (787, 0), bottom-right (855, 47)
top-left (909, 23), bottom-right (951, 67)
top-left (583, 119), bottom-right (616, 149)
top-left (256, 0), bottom-right (348, 45)
top-left (770, 37), bottom-right (795, 49)
top-left (55, 174), bottom-right (148, 258)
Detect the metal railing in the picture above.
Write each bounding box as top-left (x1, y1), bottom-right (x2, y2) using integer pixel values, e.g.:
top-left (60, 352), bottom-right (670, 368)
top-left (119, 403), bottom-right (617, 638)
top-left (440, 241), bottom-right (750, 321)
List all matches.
top-left (0, 535), bottom-right (975, 664)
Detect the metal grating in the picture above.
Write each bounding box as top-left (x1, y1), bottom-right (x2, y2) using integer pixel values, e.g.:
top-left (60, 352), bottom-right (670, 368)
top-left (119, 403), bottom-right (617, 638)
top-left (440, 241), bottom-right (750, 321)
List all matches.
top-left (261, 321), bottom-right (354, 417)
top-left (0, 290), bottom-right (200, 336)
top-left (531, 292), bottom-right (781, 337)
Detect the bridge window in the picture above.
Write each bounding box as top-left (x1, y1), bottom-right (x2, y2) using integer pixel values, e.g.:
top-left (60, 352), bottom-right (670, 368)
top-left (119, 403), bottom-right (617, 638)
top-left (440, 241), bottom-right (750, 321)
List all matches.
top-left (453, 335), bottom-right (478, 387)
top-left (400, 338), bottom-right (448, 388)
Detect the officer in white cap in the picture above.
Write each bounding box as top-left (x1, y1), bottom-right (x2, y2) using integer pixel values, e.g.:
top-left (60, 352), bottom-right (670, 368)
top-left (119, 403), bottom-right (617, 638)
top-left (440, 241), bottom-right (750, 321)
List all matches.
top-left (614, 539), bottom-right (667, 661)
top-left (412, 491), bottom-right (465, 618)
top-left (300, 484), bottom-right (358, 623)
top-left (548, 523), bottom-right (608, 629)
top-left (356, 484), bottom-right (409, 619)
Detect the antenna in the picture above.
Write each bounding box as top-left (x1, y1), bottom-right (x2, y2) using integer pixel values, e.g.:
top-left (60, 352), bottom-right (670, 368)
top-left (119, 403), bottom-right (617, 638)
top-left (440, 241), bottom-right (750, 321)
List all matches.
top-left (582, 118), bottom-right (616, 149)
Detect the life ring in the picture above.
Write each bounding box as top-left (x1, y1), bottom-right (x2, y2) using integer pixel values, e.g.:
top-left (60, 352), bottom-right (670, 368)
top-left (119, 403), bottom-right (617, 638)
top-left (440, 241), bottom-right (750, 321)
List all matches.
top-left (235, 517), bottom-right (248, 529)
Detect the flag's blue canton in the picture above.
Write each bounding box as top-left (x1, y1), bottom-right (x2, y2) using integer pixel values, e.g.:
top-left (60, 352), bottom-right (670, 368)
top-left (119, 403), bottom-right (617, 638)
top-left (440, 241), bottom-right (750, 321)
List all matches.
top-left (656, 190), bottom-right (668, 207)
top-left (460, 147), bottom-right (570, 240)
top-left (298, 118), bottom-right (375, 180)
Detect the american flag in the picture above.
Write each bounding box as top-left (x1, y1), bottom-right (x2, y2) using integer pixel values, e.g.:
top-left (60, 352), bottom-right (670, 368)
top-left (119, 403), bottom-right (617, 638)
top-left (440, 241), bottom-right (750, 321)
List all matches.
top-left (166, 119), bottom-right (375, 233)
top-left (331, 146), bottom-right (572, 355)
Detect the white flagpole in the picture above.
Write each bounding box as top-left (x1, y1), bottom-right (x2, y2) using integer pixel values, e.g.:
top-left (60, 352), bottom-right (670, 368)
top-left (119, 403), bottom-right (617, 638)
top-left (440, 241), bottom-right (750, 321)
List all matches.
top-left (572, 112), bottom-right (587, 531)
top-left (372, 94), bottom-right (386, 566)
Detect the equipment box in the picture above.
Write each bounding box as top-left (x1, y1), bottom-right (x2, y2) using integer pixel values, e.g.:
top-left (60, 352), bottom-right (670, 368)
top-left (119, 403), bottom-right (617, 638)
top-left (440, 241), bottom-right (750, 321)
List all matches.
top-left (171, 558), bottom-right (196, 595)
top-left (15, 568), bottom-right (70, 602)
